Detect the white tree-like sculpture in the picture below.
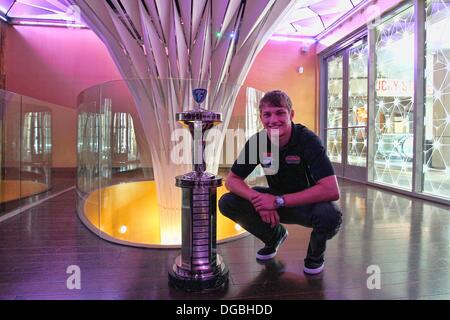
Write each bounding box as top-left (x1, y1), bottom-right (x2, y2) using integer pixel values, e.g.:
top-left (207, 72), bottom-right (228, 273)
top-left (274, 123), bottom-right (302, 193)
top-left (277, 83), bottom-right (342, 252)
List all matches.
top-left (72, 0), bottom-right (295, 245)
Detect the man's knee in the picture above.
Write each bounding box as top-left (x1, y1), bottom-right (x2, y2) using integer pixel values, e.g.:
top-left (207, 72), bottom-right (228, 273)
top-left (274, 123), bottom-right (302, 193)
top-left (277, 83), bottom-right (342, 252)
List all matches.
top-left (311, 202), bottom-right (343, 233)
top-left (218, 193), bottom-right (238, 218)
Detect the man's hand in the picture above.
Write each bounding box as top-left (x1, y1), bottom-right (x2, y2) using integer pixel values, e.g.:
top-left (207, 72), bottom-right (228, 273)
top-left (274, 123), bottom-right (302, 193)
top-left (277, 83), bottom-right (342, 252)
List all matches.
top-left (258, 210), bottom-right (280, 228)
top-left (251, 193), bottom-right (277, 211)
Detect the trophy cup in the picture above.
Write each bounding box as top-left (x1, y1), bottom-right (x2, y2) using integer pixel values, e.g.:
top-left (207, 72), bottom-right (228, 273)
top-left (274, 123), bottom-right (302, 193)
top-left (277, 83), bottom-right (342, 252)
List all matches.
top-left (168, 88), bottom-right (229, 292)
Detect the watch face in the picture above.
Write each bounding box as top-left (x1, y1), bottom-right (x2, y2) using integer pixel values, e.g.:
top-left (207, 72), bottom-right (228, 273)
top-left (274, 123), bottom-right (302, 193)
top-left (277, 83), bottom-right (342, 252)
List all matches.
top-left (276, 196), bottom-right (284, 207)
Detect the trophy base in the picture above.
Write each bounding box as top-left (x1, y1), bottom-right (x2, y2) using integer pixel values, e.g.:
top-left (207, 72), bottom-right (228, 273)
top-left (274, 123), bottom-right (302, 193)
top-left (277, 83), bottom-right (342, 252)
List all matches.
top-left (168, 255), bottom-right (229, 293)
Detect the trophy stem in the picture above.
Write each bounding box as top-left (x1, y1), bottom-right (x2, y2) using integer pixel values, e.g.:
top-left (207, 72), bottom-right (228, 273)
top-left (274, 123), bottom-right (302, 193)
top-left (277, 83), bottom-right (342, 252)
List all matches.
top-left (193, 121), bottom-right (206, 175)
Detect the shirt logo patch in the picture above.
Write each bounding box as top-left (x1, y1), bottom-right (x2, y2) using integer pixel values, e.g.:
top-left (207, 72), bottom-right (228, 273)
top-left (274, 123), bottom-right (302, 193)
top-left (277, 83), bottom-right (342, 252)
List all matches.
top-left (261, 152), bottom-right (272, 167)
top-left (285, 155), bottom-right (301, 164)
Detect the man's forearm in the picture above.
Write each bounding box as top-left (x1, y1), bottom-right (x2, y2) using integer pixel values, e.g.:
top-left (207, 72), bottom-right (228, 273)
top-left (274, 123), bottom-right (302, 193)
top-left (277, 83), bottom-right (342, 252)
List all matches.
top-left (283, 176), bottom-right (340, 207)
top-left (225, 176), bottom-right (259, 201)
top-left (284, 186), bottom-right (331, 207)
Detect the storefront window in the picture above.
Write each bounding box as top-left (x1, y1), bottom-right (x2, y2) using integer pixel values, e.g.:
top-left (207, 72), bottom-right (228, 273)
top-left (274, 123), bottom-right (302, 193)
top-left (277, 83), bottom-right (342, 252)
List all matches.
top-left (422, 0), bottom-right (450, 199)
top-left (348, 40), bottom-right (368, 166)
top-left (326, 54), bottom-right (343, 163)
top-left (326, 129), bottom-right (342, 163)
top-left (372, 6), bottom-right (415, 190)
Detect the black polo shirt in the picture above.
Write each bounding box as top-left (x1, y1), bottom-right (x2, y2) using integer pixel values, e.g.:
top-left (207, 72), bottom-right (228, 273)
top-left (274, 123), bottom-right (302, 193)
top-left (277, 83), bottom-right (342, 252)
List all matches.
top-left (231, 123), bottom-right (335, 194)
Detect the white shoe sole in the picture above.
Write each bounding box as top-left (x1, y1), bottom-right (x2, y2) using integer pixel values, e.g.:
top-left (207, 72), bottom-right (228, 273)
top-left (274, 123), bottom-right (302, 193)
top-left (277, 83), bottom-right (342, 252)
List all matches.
top-left (303, 263), bottom-right (324, 275)
top-left (256, 251), bottom-right (277, 260)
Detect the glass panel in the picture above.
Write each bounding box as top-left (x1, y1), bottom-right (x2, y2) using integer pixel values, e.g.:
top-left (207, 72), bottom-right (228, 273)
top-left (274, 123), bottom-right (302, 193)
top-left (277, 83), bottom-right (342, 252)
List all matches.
top-left (327, 54), bottom-right (343, 129)
top-left (20, 96), bottom-right (52, 200)
top-left (348, 127), bottom-right (367, 167)
top-left (348, 39), bottom-right (368, 167)
top-left (112, 112), bottom-right (139, 170)
top-left (77, 106), bottom-right (100, 194)
top-left (422, 0), bottom-right (450, 199)
top-left (326, 129), bottom-right (342, 163)
top-left (372, 6), bottom-right (415, 190)
top-left (77, 86), bottom-right (101, 231)
top-left (1, 90), bottom-right (65, 216)
top-left (348, 40), bottom-right (368, 127)
top-left (0, 91), bottom-right (21, 215)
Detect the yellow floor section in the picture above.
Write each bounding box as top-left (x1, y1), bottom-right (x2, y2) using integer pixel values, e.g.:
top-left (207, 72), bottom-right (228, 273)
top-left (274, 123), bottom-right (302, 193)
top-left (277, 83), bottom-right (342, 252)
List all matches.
top-left (83, 181), bottom-right (245, 246)
top-left (0, 180), bottom-right (49, 203)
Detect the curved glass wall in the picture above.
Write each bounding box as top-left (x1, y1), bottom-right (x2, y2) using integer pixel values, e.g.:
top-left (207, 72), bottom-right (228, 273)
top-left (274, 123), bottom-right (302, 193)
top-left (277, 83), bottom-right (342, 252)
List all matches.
top-left (0, 90), bottom-right (52, 216)
top-left (77, 79), bottom-right (265, 248)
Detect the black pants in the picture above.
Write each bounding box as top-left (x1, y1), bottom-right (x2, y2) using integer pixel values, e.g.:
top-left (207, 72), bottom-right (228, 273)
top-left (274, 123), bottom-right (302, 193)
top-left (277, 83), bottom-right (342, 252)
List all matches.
top-left (218, 187), bottom-right (343, 266)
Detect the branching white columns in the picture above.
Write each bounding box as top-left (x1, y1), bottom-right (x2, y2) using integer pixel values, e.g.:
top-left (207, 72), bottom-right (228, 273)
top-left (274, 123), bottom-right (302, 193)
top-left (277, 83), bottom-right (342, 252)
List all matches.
top-left (72, 0), bottom-right (295, 245)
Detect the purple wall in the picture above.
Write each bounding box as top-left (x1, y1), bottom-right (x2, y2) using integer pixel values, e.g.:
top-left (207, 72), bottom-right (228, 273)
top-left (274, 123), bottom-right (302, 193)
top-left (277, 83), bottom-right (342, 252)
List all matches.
top-left (5, 25), bottom-right (121, 109)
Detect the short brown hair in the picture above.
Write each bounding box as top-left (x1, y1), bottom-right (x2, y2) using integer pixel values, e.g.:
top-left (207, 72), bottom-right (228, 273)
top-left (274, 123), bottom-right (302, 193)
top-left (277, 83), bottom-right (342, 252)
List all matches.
top-left (259, 90), bottom-right (292, 112)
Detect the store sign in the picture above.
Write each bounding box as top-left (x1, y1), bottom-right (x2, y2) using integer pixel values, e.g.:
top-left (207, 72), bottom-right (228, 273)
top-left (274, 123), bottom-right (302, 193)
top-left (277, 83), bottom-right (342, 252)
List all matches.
top-left (376, 79), bottom-right (413, 97)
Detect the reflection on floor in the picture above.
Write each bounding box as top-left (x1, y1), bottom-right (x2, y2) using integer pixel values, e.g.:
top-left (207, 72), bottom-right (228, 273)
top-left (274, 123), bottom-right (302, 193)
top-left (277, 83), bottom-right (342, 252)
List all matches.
top-left (0, 178), bottom-right (449, 300)
top-left (82, 181), bottom-right (245, 246)
top-left (0, 180), bottom-right (49, 203)
top-left (0, 169), bottom-right (75, 217)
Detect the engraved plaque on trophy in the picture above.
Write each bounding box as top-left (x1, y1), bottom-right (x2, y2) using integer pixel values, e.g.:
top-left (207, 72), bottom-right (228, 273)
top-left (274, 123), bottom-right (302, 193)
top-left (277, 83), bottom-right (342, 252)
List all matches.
top-left (168, 88), bottom-right (228, 292)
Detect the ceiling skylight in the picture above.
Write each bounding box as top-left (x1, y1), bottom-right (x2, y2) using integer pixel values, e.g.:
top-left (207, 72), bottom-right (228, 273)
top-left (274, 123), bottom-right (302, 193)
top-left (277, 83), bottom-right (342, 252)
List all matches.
top-left (274, 0), bottom-right (367, 37)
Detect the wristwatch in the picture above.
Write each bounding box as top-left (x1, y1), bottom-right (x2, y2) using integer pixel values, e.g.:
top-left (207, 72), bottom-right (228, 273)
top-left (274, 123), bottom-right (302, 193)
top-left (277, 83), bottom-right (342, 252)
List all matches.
top-left (275, 196), bottom-right (285, 208)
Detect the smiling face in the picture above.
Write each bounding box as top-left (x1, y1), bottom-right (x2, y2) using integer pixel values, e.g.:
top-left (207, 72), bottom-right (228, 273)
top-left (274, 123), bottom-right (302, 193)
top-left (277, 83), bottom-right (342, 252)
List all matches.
top-left (259, 103), bottom-right (294, 144)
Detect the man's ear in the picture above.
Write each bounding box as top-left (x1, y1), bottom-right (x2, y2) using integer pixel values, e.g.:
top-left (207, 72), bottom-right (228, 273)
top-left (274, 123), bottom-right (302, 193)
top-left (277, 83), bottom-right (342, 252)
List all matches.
top-left (290, 109), bottom-right (295, 120)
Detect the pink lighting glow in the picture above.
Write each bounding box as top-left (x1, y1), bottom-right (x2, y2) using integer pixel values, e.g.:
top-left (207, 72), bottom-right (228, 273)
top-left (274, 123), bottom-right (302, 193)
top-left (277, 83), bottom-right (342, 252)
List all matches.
top-left (15, 19), bottom-right (85, 28)
top-left (269, 35), bottom-right (317, 43)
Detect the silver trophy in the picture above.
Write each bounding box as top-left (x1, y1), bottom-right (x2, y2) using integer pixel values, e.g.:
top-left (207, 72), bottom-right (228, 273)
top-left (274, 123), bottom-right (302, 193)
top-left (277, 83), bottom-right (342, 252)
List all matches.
top-left (168, 88), bottom-right (228, 292)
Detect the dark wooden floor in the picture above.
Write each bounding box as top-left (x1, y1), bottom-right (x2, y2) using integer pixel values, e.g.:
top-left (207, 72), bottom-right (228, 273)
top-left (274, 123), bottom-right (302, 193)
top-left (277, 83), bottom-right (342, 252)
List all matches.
top-left (0, 168), bottom-right (75, 217)
top-left (0, 179), bottom-right (449, 300)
